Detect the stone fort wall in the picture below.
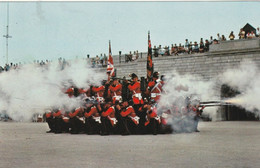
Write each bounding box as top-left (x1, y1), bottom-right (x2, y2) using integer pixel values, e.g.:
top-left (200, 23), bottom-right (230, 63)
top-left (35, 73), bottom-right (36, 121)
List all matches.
top-left (96, 38), bottom-right (260, 120)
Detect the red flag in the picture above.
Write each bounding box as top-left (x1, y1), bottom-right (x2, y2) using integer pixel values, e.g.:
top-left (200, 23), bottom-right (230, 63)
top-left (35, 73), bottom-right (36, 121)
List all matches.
top-left (107, 40), bottom-right (115, 78)
top-left (147, 31), bottom-right (153, 81)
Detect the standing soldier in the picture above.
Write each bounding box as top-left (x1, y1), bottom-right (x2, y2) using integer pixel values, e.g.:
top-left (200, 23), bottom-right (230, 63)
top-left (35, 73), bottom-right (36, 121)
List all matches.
top-left (190, 100), bottom-right (205, 132)
top-left (128, 73), bottom-right (144, 113)
top-left (146, 72), bottom-right (163, 102)
top-left (109, 78), bottom-right (122, 104)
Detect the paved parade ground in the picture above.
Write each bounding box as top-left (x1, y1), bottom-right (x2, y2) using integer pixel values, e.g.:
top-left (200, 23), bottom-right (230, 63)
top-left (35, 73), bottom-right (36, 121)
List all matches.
top-left (0, 121), bottom-right (260, 168)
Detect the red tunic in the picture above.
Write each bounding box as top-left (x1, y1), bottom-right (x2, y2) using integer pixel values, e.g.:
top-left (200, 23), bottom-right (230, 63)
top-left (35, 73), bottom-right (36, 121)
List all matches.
top-left (128, 82), bottom-right (144, 104)
top-left (101, 106), bottom-right (117, 126)
top-left (109, 84), bottom-right (122, 104)
top-left (147, 80), bottom-right (163, 102)
top-left (92, 85), bottom-right (105, 102)
top-left (69, 107), bottom-right (82, 118)
top-left (84, 106), bottom-right (99, 118)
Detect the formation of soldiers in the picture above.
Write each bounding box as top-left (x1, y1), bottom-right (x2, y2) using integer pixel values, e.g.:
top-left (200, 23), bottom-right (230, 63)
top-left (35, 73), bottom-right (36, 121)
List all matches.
top-left (45, 72), bottom-right (205, 135)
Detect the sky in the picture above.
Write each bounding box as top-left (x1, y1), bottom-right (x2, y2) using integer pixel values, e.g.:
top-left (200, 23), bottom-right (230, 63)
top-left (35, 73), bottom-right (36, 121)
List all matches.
top-left (0, 1), bottom-right (260, 66)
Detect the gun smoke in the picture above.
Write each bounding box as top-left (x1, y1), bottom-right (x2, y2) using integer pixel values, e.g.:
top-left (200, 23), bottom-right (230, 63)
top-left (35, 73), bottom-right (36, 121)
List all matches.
top-left (220, 60), bottom-right (260, 115)
top-left (0, 59), bottom-right (105, 121)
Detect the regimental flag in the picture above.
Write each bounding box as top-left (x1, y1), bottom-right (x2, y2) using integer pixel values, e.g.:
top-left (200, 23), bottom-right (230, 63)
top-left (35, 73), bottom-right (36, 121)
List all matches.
top-left (107, 40), bottom-right (115, 79)
top-left (147, 31), bottom-right (153, 81)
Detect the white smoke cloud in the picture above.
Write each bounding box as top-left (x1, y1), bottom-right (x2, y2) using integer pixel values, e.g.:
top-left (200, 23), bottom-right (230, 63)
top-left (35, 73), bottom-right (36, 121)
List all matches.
top-left (0, 59), bottom-right (106, 121)
top-left (220, 60), bottom-right (260, 114)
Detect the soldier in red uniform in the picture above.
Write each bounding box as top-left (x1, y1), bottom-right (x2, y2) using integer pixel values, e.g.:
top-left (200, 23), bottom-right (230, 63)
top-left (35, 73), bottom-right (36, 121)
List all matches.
top-left (144, 101), bottom-right (161, 135)
top-left (92, 82), bottom-right (107, 104)
top-left (52, 108), bottom-right (63, 134)
top-left (84, 102), bottom-right (102, 135)
top-left (109, 78), bottom-right (122, 104)
top-left (128, 73), bottom-right (144, 116)
top-left (69, 107), bottom-right (85, 134)
top-left (146, 72), bottom-right (163, 102)
top-left (119, 101), bottom-right (140, 135)
top-left (101, 102), bottom-right (118, 135)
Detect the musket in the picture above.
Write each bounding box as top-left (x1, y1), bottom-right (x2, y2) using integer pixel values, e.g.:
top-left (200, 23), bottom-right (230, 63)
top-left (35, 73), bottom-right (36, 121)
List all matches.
top-left (199, 100), bottom-right (232, 107)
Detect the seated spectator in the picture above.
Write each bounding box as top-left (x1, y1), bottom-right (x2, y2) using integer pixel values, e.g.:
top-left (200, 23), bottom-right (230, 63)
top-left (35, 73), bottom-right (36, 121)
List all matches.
top-left (174, 44), bottom-right (179, 55)
top-left (213, 39), bottom-right (219, 44)
top-left (247, 31), bottom-right (256, 39)
top-left (188, 41), bottom-right (193, 54)
top-left (238, 28), bottom-right (245, 39)
top-left (204, 40), bottom-right (210, 52)
top-left (229, 31), bottom-right (235, 40)
top-left (158, 45), bottom-right (165, 56)
top-left (178, 44), bottom-right (185, 54)
top-left (164, 46), bottom-right (170, 56)
top-left (153, 46), bottom-right (159, 57)
top-left (170, 44), bottom-right (175, 55)
top-left (209, 36), bottom-right (213, 45)
top-left (193, 42), bottom-right (199, 53)
top-left (221, 35), bottom-right (226, 41)
top-left (199, 38), bottom-right (204, 53)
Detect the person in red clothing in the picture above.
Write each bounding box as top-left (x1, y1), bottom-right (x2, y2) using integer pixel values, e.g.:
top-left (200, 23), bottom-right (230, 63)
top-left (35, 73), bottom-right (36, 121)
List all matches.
top-left (100, 102), bottom-right (118, 135)
top-left (52, 108), bottom-right (63, 134)
top-left (128, 73), bottom-right (144, 117)
top-left (119, 101), bottom-right (140, 134)
top-left (144, 100), bottom-right (161, 135)
top-left (109, 78), bottom-right (122, 104)
top-left (146, 72), bottom-right (163, 102)
top-left (65, 86), bottom-right (86, 98)
top-left (69, 107), bottom-right (85, 134)
top-left (84, 102), bottom-right (101, 135)
top-left (92, 83), bottom-right (106, 103)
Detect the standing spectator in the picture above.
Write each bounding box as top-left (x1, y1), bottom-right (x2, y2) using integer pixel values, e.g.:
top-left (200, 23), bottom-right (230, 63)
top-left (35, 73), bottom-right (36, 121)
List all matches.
top-left (199, 38), bottom-right (204, 53)
top-left (104, 54), bottom-right (107, 65)
top-left (256, 27), bottom-right (260, 37)
top-left (132, 51), bottom-right (137, 61)
top-left (229, 31), bottom-right (235, 40)
top-left (136, 50), bottom-right (139, 59)
top-left (221, 35), bottom-right (226, 41)
top-left (100, 54), bottom-right (104, 66)
top-left (209, 36), bottom-right (213, 44)
top-left (238, 28), bottom-right (245, 39)
top-left (204, 39), bottom-right (210, 52)
top-left (217, 33), bottom-right (221, 41)
top-left (95, 55), bottom-right (100, 64)
top-left (153, 46), bottom-right (159, 57)
top-left (184, 39), bottom-right (189, 52)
